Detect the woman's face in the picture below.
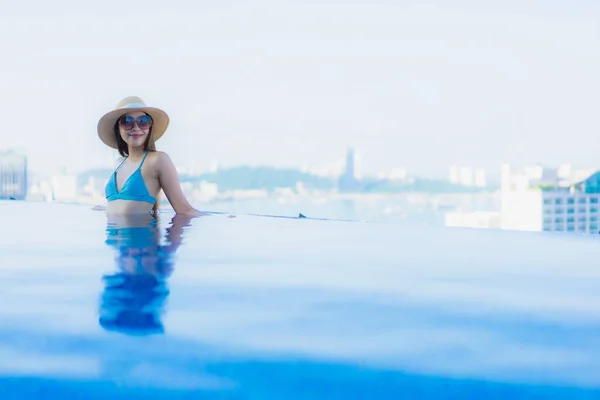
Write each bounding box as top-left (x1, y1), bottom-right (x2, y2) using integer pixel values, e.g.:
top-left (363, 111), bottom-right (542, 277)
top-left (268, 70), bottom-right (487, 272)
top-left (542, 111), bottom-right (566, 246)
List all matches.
top-left (118, 111), bottom-right (153, 149)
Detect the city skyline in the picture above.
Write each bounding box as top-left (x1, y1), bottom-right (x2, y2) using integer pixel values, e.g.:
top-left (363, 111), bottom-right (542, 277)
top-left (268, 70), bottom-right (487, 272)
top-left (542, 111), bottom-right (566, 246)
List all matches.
top-left (7, 146), bottom-right (600, 232)
top-left (6, 143), bottom-right (600, 188)
top-left (0, 1), bottom-right (598, 177)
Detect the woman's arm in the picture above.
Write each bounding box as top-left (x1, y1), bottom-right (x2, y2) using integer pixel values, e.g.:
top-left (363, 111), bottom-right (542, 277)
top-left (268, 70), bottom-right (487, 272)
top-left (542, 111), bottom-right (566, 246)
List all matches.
top-left (155, 151), bottom-right (206, 216)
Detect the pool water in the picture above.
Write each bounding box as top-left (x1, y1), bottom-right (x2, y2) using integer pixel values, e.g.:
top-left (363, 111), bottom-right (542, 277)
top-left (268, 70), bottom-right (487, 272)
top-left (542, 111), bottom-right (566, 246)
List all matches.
top-left (1, 200), bottom-right (600, 399)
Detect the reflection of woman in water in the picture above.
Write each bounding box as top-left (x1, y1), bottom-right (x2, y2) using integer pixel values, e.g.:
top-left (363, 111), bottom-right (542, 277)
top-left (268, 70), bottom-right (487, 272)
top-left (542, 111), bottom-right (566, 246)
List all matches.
top-left (99, 213), bottom-right (192, 335)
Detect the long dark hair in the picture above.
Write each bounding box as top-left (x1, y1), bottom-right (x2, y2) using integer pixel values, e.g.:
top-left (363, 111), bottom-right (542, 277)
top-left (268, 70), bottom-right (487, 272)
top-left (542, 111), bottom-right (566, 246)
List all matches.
top-left (113, 115), bottom-right (161, 215)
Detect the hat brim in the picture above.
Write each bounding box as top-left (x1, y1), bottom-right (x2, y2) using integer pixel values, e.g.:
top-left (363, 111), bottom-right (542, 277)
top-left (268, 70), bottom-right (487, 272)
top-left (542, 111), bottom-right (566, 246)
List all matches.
top-left (97, 107), bottom-right (170, 149)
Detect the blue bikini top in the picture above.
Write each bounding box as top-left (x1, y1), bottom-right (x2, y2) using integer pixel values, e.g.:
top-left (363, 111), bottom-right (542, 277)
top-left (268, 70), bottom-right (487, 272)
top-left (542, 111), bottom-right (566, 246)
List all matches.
top-left (105, 151), bottom-right (157, 205)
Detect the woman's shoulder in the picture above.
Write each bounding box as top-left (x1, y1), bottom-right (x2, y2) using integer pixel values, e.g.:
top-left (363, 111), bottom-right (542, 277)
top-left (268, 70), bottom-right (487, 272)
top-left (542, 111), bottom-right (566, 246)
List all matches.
top-left (147, 150), bottom-right (175, 169)
top-left (148, 150), bottom-right (171, 162)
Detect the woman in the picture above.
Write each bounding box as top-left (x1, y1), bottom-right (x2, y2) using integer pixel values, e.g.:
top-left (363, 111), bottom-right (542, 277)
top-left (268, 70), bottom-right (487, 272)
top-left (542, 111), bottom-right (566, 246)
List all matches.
top-left (97, 96), bottom-right (204, 216)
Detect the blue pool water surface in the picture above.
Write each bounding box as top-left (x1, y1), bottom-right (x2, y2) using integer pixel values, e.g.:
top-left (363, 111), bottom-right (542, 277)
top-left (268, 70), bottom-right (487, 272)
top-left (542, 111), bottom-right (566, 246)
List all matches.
top-left (1, 200), bottom-right (600, 399)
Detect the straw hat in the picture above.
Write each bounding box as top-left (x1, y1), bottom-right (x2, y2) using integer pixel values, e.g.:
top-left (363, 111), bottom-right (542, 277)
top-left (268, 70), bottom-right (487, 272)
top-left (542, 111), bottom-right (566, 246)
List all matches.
top-left (97, 96), bottom-right (170, 149)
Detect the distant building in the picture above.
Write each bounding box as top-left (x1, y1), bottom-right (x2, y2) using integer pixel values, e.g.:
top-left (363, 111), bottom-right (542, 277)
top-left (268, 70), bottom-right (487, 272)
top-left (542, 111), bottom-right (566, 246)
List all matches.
top-left (338, 148), bottom-right (361, 192)
top-left (377, 167), bottom-right (409, 182)
top-left (444, 164), bottom-right (600, 234)
top-left (0, 151), bottom-right (27, 200)
top-left (474, 169), bottom-right (486, 187)
top-left (500, 164), bottom-right (600, 233)
top-left (445, 211), bottom-right (502, 229)
top-left (51, 174), bottom-right (78, 202)
top-left (449, 165), bottom-right (486, 187)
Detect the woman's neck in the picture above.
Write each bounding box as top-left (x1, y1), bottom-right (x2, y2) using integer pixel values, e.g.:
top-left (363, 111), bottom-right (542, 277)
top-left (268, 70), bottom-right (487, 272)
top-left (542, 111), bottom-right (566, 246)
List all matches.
top-left (127, 147), bottom-right (147, 161)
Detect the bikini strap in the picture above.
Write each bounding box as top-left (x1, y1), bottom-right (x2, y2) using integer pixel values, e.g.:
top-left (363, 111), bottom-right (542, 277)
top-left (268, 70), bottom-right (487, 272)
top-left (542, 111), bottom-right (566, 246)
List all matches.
top-left (115, 156), bottom-right (127, 171)
top-left (115, 152), bottom-right (149, 173)
top-left (139, 151), bottom-right (150, 168)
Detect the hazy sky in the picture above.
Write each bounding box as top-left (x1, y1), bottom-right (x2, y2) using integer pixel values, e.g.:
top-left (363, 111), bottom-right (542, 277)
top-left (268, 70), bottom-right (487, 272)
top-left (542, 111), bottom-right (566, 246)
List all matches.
top-left (0, 0), bottom-right (598, 177)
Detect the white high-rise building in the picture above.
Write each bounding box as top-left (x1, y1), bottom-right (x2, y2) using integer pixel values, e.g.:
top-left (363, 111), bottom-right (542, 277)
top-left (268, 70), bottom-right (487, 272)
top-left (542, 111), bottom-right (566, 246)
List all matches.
top-left (445, 164), bottom-right (600, 234)
top-left (474, 169), bottom-right (486, 187)
top-left (449, 165), bottom-right (486, 187)
top-left (51, 174), bottom-right (78, 202)
top-left (500, 164), bottom-right (600, 233)
top-left (449, 165), bottom-right (460, 184)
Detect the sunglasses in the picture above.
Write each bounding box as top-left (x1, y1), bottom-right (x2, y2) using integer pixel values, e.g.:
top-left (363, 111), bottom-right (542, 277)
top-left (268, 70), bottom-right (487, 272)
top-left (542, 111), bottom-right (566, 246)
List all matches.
top-left (119, 115), bottom-right (153, 130)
